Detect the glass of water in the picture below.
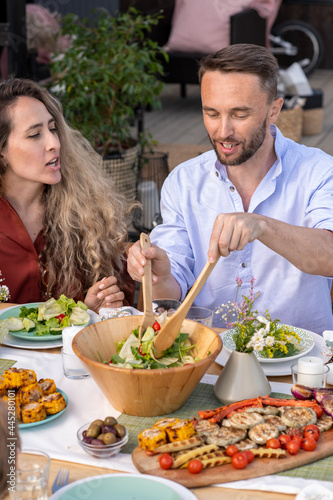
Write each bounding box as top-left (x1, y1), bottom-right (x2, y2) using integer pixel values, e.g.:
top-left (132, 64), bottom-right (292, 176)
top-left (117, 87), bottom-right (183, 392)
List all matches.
top-left (185, 306), bottom-right (214, 327)
top-left (9, 449), bottom-right (50, 500)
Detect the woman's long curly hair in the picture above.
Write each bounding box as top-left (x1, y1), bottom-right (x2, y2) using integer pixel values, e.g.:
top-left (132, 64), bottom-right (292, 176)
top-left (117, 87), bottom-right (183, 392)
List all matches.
top-left (0, 78), bottom-right (131, 298)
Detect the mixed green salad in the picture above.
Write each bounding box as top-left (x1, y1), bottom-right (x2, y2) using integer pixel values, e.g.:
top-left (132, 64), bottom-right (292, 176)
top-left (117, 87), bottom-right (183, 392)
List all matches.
top-left (101, 323), bottom-right (200, 369)
top-left (2, 295), bottom-right (90, 336)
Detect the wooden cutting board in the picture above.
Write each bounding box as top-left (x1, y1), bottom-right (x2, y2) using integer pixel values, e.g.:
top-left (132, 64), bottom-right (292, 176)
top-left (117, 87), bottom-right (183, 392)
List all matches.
top-left (132, 428), bottom-right (333, 488)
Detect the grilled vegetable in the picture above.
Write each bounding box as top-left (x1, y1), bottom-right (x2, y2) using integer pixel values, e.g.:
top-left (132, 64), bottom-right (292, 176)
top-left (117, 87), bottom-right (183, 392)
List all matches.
top-left (4, 368), bottom-right (37, 389)
top-left (314, 388), bottom-right (333, 404)
top-left (21, 402), bottom-right (47, 423)
top-left (17, 382), bottom-right (43, 405)
top-left (41, 392), bottom-right (66, 415)
top-left (166, 419), bottom-right (195, 442)
top-left (38, 378), bottom-right (57, 395)
top-left (138, 428), bottom-right (167, 451)
top-left (321, 394), bottom-right (333, 418)
top-left (0, 375), bottom-right (7, 396)
top-left (291, 384), bottom-right (314, 400)
top-left (153, 418), bottom-right (180, 430)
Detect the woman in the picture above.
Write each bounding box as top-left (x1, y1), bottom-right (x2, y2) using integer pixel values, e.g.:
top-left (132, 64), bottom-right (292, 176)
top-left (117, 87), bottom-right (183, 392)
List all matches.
top-left (0, 78), bottom-right (135, 311)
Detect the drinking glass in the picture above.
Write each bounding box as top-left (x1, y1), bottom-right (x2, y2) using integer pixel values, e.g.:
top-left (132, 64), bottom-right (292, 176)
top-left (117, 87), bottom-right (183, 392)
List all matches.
top-left (9, 449), bottom-right (50, 500)
top-left (185, 306), bottom-right (214, 327)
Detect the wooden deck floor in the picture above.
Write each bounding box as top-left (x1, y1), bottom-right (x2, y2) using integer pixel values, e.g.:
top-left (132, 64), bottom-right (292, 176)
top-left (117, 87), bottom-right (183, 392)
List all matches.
top-left (144, 69), bottom-right (333, 160)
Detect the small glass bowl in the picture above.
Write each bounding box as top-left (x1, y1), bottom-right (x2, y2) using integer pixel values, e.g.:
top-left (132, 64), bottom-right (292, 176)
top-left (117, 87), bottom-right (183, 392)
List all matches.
top-left (77, 422), bottom-right (128, 459)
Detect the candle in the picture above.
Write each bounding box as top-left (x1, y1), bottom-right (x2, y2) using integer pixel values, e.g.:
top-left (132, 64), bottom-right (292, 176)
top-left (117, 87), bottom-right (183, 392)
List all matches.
top-left (297, 356), bottom-right (324, 388)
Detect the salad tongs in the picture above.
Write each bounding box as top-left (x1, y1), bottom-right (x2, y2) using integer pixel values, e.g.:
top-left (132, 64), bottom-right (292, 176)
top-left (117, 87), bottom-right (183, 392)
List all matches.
top-left (153, 257), bottom-right (220, 358)
top-left (138, 233), bottom-right (155, 340)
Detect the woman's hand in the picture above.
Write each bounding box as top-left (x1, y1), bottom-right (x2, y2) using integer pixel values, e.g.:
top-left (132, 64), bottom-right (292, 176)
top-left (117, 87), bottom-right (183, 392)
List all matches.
top-left (84, 276), bottom-right (125, 313)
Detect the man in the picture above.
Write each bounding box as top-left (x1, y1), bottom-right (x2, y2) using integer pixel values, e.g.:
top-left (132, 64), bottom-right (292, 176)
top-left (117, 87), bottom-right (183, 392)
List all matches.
top-left (128, 44), bottom-right (333, 334)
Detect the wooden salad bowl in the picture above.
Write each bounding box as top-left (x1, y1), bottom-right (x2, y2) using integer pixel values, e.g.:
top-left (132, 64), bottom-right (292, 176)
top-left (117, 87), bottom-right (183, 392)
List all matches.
top-left (72, 316), bottom-right (222, 416)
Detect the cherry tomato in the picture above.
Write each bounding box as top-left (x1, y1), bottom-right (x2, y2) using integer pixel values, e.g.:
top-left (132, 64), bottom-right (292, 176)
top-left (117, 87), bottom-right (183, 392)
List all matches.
top-left (226, 445), bottom-right (239, 457)
top-left (286, 440), bottom-right (300, 455)
top-left (231, 452), bottom-right (249, 469)
top-left (278, 434), bottom-right (291, 449)
top-left (159, 453), bottom-right (173, 470)
top-left (313, 405), bottom-right (324, 419)
top-left (304, 424), bottom-right (320, 434)
top-left (302, 437), bottom-right (317, 451)
top-left (138, 345), bottom-right (144, 356)
top-left (292, 435), bottom-right (304, 446)
top-left (304, 429), bottom-right (319, 442)
top-left (266, 438), bottom-right (281, 449)
top-left (56, 313), bottom-right (66, 323)
top-left (242, 450), bottom-right (255, 463)
top-left (152, 321), bottom-right (161, 331)
top-left (187, 459), bottom-right (203, 474)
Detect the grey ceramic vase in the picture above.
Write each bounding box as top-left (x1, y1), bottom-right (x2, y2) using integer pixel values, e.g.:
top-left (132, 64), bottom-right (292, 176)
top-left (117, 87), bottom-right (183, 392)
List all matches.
top-left (214, 350), bottom-right (271, 405)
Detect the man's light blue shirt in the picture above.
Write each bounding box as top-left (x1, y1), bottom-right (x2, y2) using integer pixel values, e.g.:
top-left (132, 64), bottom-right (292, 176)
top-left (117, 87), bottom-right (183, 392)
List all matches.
top-left (150, 126), bottom-right (333, 334)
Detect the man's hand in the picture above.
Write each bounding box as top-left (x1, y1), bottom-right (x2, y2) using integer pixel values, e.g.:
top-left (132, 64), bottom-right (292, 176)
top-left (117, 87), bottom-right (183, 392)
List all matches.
top-left (208, 213), bottom-right (265, 262)
top-left (84, 276), bottom-right (124, 313)
top-left (127, 239), bottom-right (182, 300)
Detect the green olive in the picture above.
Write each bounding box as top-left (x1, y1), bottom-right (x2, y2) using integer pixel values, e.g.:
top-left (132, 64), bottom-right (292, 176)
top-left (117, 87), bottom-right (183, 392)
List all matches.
top-left (114, 423), bottom-right (126, 438)
top-left (103, 432), bottom-right (117, 445)
top-left (104, 416), bottom-right (117, 426)
top-left (97, 433), bottom-right (104, 441)
top-left (86, 424), bottom-right (101, 438)
top-left (91, 419), bottom-right (104, 427)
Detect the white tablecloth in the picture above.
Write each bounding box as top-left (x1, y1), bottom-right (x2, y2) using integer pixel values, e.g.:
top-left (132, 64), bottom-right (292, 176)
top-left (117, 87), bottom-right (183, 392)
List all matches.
top-left (1, 346), bottom-right (333, 496)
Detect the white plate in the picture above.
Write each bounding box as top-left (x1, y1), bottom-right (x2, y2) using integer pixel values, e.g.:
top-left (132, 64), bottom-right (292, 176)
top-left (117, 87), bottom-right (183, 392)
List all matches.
top-left (216, 330), bottom-right (331, 376)
top-left (49, 473), bottom-right (197, 500)
top-left (222, 325), bottom-right (315, 363)
top-left (1, 306), bottom-right (99, 350)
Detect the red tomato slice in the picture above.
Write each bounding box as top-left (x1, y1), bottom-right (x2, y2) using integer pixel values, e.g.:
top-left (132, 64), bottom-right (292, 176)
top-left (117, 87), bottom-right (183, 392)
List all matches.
top-left (152, 321), bottom-right (161, 331)
top-left (56, 313), bottom-right (66, 323)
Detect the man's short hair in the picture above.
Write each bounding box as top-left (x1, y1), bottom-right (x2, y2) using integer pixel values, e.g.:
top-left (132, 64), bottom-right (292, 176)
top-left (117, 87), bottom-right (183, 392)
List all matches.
top-left (199, 43), bottom-right (279, 103)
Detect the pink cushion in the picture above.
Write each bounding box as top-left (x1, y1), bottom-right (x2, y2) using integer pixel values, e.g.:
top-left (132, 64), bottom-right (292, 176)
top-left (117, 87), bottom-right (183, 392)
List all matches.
top-left (164, 0), bottom-right (282, 53)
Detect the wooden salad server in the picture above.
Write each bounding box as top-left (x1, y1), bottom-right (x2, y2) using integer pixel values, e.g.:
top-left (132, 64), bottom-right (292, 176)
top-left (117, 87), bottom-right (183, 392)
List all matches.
top-left (153, 257), bottom-right (219, 358)
top-left (138, 233), bottom-right (155, 340)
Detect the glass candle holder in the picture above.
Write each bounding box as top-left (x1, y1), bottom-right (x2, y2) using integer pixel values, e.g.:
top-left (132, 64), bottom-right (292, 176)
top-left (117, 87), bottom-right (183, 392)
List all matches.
top-left (291, 362), bottom-right (330, 388)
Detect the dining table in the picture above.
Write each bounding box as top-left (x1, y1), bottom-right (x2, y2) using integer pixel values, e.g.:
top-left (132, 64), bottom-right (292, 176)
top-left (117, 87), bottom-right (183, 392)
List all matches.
top-left (1, 302), bottom-right (332, 500)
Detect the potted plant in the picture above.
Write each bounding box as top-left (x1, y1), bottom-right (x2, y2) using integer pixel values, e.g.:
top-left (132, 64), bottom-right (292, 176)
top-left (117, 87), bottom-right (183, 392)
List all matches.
top-left (49, 7), bottom-right (167, 199)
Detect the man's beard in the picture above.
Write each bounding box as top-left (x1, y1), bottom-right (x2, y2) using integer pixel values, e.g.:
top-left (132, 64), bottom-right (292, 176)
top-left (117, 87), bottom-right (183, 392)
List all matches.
top-left (210, 119), bottom-right (267, 167)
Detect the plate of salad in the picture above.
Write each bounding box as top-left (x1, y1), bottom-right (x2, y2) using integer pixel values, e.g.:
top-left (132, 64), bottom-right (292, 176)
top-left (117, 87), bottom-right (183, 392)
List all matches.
top-left (0, 296), bottom-right (91, 341)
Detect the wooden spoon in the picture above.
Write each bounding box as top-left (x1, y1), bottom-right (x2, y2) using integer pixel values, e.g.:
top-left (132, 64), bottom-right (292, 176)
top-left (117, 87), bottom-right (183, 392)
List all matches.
top-left (138, 233), bottom-right (155, 340)
top-left (153, 258), bottom-right (219, 358)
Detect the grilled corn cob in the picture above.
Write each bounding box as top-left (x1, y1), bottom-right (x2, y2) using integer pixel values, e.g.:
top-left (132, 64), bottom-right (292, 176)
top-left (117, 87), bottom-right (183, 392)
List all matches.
top-left (18, 383), bottom-right (43, 405)
top-left (138, 427), bottom-right (167, 451)
top-left (4, 368), bottom-right (37, 389)
top-left (0, 375), bottom-right (7, 396)
top-left (38, 378), bottom-right (56, 395)
top-left (21, 402), bottom-right (47, 423)
top-left (166, 419), bottom-right (195, 442)
top-left (153, 417), bottom-right (180, 431)
top-left (41, 392), bottom-right (66, 415)
top-left (1, 393), bottom-right (21, 420)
